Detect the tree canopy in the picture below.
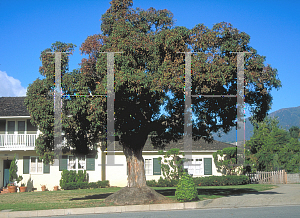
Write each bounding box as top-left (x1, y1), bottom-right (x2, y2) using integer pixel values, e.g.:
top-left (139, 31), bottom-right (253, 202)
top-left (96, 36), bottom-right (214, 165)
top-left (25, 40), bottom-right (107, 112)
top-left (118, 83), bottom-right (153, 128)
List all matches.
top-left (26, 0), bottom-right (281, 197)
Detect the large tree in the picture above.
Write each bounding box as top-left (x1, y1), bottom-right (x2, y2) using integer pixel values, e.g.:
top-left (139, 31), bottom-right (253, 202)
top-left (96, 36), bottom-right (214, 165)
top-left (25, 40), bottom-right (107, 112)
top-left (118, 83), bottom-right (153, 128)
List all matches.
top-left (26, 0), bottom-right (281, 204)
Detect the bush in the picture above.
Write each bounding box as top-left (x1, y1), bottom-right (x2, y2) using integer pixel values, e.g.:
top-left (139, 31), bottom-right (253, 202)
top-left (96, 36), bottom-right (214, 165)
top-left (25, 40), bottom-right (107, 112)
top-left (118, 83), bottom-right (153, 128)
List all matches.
top-left (61, 180), bottom-right (110, 190)
top-left (96, 180), bottom-right (109, 188)
top-left (60, 170), bottom-right (88, 189)
top-left (175, 172), bottom-right (198, 202)
top-left (146, 180), bottom-right (158, 187)
top-left (193, 175), bottom-right (250, 186)
top-left (146, 177), bottom-right (178, 187)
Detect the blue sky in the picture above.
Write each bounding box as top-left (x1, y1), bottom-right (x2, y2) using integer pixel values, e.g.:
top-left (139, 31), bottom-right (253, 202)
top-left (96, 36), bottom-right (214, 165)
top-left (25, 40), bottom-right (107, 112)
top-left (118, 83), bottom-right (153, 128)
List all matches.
top-left (0, 0), bottom-right (299, 116)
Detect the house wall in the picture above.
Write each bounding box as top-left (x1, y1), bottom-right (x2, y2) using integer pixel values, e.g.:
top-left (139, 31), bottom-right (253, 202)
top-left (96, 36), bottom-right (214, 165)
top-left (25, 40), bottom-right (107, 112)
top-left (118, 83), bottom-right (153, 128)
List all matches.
top-left (106, 152), bottom-right (127, 187)
top-left (0, 149), bottom-right (103, 191)
top-left (106, 151), bottom-right (221, 188)
top-left (1, 149), bottom-right (221, 190)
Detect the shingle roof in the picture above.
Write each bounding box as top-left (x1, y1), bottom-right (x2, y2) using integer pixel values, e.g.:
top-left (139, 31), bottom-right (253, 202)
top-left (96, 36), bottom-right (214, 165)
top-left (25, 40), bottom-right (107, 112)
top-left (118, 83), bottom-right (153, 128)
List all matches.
top-left (0, 97), bottom-right (30, 116)
top-left (114, 137), bottom-right (233, 151)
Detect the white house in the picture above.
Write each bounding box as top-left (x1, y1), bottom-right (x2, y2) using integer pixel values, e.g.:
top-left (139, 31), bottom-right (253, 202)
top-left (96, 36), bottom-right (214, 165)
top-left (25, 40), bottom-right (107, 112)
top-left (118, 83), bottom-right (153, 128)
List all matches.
top-left (0, 97), bottom-right (232, 190)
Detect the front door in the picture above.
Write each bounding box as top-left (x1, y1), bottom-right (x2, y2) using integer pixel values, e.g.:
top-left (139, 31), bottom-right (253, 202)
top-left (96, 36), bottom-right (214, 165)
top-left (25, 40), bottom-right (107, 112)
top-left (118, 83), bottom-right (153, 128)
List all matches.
top-left (3, 160), bottom-right (11, 187)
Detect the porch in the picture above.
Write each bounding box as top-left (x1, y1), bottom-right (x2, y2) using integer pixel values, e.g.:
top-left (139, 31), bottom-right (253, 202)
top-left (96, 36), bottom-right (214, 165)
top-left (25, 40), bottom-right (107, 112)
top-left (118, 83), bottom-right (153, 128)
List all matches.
top-left (0, 134), bottom-right (36, 150)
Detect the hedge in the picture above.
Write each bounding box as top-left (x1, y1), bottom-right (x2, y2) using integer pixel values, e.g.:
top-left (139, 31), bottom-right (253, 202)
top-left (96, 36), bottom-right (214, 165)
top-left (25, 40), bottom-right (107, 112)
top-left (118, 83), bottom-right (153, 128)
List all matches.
top-left (146, 175), bottom-right (249, 187)
top-left (62, 180), bottom-right (110, 190)
top-left (193, 175), bottom-right (249, 186)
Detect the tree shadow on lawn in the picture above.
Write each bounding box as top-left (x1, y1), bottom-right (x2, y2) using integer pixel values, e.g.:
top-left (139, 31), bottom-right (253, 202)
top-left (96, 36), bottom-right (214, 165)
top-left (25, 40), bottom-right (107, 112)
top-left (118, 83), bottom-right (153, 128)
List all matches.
top-left (70, 193), bottom-right (113, 200)
top-left (69, 188), bottom-right (281, 201)
top-left (155, 188), bottom-right (281, 197)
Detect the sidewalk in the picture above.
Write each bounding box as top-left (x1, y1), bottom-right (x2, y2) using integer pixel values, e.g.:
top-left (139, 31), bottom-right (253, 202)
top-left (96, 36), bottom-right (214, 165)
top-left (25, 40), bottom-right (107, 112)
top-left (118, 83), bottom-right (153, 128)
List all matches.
top-left (1, 184), bottom-right (299, 218)
top-left (203, 184), bottom-right (300, 209)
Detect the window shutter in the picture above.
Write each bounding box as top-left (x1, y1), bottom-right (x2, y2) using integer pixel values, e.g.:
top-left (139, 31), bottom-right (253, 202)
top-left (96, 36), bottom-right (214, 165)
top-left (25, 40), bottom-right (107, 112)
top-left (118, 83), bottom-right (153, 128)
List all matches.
top-left (59, 155), bottom-right (68, 171)
top-left (153, 158), bottom-right (161, 175)
top-left (0, 120), bottom-right (5, 134)
top-left (86, 155), bottom-right (95, 171)
top-left (204, 158), bottom-right (212, 175)
top-left (23, 156), bottom-right (30, 174)
top-left (43, 163), bottom-right (50, 174)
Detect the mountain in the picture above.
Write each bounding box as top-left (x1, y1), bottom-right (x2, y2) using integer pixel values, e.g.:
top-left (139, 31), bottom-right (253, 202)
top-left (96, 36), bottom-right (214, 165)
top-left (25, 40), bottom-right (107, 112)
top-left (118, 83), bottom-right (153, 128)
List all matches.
top-left (212, 106), bottom-right (300, 143)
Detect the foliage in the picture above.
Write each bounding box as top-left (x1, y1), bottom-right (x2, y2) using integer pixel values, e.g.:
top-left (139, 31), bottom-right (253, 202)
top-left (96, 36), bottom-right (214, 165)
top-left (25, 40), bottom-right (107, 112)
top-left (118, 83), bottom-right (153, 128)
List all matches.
top-left (62, 180), bottom-right (110, 190)
top-left (60, 170), bottom-right (88, 189)
top-left (246, 117), bottom-right (300, 173)
top-left (158, 148), bottom-right (184, 181)
top-left (146, 175), bottom-right (249, 187)
top-left (9, 155), bottom-right (23, 184)
top-left (289, 126), bottom-right (300, 139)
top-left (193, 175), bottom-right (249, 186)
top-left (175, 172), bottom-right (198, 202)
top-left (213, 147), bottom-right (238, 175)
top-left (146, 177), bottom-right (179, 187)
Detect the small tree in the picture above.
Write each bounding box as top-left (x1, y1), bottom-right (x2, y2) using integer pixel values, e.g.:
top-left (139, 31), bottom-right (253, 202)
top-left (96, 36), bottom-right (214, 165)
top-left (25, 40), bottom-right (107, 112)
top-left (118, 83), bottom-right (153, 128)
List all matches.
top-left (158, 148), bottom-right (184, 181)
top-left (9, 155), bottom-right (23, 185)
top-left (213, 147), bottom-right (238, 175)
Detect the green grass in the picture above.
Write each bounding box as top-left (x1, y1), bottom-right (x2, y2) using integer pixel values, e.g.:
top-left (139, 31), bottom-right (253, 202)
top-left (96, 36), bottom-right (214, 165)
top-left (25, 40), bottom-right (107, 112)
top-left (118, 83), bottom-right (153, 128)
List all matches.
top-left (0, 184), bottom-right (277, 212)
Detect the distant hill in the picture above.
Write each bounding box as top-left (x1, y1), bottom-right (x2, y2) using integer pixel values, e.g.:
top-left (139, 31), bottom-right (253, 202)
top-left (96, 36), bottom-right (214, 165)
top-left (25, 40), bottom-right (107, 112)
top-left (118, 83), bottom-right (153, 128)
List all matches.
top-left (212, 106), bottom-right (300, 143)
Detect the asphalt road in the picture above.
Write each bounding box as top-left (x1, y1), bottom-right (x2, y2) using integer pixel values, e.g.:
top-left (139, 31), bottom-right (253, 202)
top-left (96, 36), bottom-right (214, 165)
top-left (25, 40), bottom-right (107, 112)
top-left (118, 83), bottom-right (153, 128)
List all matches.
top-left (37, 205), bottom-right (300, 218)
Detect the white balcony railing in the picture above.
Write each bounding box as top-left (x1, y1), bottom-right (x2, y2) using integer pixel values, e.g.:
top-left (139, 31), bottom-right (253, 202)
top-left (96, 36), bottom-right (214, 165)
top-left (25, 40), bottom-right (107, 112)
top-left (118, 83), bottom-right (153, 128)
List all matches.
top-left (0, 134), bottom-right (37, 150)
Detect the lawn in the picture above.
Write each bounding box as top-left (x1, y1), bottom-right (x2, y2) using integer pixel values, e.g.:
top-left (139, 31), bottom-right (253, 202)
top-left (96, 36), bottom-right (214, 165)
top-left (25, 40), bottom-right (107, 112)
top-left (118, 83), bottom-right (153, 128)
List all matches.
top-left (0, 184), bottom-right (277, 212)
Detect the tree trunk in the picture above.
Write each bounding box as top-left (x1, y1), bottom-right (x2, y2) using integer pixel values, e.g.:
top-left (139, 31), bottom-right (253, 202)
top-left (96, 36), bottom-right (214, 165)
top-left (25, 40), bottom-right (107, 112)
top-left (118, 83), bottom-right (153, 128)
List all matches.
top-left (124, 146), bottom-right (147, 188)
top-left (104, 134), bottom-right (174, 205)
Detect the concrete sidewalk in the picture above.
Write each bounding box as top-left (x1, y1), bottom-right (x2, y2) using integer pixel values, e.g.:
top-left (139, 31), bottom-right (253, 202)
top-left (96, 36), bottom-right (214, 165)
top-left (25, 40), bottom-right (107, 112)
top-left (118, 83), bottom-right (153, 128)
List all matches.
top-left (203, 184), bottom-right (300, 209)
top-left (1, 184), bottom-right (299, 218)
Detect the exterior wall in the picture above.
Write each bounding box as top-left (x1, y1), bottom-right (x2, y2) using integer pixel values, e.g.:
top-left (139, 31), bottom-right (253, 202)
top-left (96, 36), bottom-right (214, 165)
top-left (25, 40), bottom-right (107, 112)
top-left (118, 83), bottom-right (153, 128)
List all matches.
top-left (106, 152), bottom-right (127, 187)
top-left (105, 151), bottom-right (221, 188)
top-left (0, 149), bottom-right (103, 191)
top-left (1, 147), bottom-right (221, 189)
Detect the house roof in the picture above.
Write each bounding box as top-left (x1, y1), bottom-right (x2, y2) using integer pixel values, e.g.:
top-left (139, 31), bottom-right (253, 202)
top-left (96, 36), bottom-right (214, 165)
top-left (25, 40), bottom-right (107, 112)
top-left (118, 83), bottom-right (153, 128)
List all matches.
top-left (0, 97), bottom-right (30, 116)
top-left (114, 137), bottom-right (233, 152)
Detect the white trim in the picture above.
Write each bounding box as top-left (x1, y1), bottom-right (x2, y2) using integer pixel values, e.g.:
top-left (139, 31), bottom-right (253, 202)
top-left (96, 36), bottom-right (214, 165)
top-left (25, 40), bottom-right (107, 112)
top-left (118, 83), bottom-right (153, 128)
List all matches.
top-left (30, 156), bottom-right (44, 174)
top-left (144, 158), bottom-right (153, 175)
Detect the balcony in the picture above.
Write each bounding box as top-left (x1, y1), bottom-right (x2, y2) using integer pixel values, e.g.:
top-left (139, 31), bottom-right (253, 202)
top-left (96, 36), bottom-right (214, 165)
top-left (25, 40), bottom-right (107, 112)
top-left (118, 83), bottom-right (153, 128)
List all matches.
top-left (0, 134), bottom-right (37, 150)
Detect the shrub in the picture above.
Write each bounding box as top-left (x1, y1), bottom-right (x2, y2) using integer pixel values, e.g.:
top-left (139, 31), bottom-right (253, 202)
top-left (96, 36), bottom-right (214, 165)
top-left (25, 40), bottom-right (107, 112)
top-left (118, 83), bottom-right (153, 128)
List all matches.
top-left (146, 179), bottom-right (158, 187)
top-left (175, 172), bottom-right (198, 202)
top-left (61, 180), bottom-right (110, 190)
top-left (96, 180), bottom-right (110, 188)
top-left (60, 170), bottom-right (88, 189)
top-left (193, 175), bottom-right (250, 186)
top-left (146, 177), bottom-right (178, 187)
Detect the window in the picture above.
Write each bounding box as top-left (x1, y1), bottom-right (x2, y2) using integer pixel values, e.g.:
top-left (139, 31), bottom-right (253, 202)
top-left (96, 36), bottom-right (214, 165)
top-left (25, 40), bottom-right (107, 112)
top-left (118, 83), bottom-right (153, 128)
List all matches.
top-left (18, 121), bottom-right (25, 134)
top-left (68, 156), bottom-right (76, 170)
top-left (59, 155), bottom-right (94, 171)
top-left (144, 159), bottom-right (152, 175)
top-left (8, 121), bottom-right (15, 134)
top-left (78, 156), bottom-right (86, 170)
top-left (30, 157), bottom-right (43, 173)
top-left (144, 158), bottom-right (161, 175)
top-left (184, 158), bottom-right (204, 176)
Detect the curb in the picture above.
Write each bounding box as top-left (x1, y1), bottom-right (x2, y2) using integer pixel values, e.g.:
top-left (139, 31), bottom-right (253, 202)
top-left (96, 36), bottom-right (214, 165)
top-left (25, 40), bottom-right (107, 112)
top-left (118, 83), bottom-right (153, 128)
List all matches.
top-left (0, 199), bottom-right (214, 218)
